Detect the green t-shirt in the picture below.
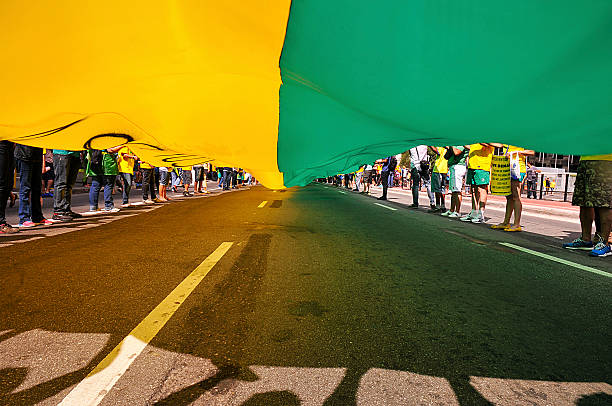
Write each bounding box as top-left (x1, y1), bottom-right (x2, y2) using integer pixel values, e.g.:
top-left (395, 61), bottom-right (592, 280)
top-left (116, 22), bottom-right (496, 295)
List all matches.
top-left (447, 146), bottom-right (468, 167)
top-left (86, 150), bottom-right (119, 176)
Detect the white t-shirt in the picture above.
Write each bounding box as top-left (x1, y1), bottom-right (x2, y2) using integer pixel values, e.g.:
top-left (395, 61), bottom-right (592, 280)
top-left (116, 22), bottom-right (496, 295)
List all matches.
top-left (409, 145), bottom-right (428, 170)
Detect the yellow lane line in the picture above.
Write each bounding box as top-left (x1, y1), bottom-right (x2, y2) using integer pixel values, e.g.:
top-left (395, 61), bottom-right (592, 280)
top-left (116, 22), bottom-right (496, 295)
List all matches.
top-left (58, 242), bottom-right (234, 406)
top-left (258, 200), bottom-right (268, 208)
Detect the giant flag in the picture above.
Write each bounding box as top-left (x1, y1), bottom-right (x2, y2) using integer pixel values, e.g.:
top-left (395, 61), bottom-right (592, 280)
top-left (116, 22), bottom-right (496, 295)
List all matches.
top-left (1, 1), bottom-right (611, 188)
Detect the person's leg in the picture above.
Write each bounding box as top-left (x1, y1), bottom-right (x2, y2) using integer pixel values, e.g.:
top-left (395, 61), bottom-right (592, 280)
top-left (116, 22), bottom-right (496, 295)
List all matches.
top-left (510, 180), bottom-right (523, 228)
top-left (53, 154), bottom-right (68, 213)
top-left (103, 175), bottom-right (114, 209)
top-left (142, 169), bottom-right (151, 200)
top-left (423, 174), bottom-right (434, 207)
top-left (0, 143), bottom-right (13, 225)
top-left (64, 155), bottom-right (80, 212)
top-left (149, 171), bottom-right (157, 199)
top-left (121, 172), bottom-right (132, 204)
top-left (411, 168), bottom-right (420, 205)
top-left (379, 171), bottom-right (389, 200)
top-left (579, 207), bottom-right (595, 241)
top-left (17, 159), bottom-right (33, 224)
top-left (596, 208), bottom-right (611, 244)
top-left (89, 176), bottom-right (101, 210)
top-left (30, 162), bottom-right (43, 221)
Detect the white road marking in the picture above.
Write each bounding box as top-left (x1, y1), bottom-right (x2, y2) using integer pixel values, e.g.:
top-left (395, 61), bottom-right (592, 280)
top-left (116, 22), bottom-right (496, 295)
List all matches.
top-left (58, 242), bottom-right (234, 406)
top-left (499, 242), bottom-right (611, 278)
top-left (338, 190), bottom-right (346, 194)
top-left (258, 201), bottom-right (268, 208)
top-left (374, 203), bottom-right (397, 211)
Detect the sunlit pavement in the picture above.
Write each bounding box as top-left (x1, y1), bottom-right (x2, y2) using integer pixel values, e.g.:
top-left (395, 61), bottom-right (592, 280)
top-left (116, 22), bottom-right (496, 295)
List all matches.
top-left (1, 184), bottom-right (610, 405)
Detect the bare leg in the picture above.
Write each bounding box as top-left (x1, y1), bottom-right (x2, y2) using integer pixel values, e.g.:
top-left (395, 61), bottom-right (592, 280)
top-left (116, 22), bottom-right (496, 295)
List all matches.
top-left (579, 207), bottom-right (595, 241)
top-left (596, 208), bottom-right (611, 244)
top-left (511, 180), bottom-right (522, 227)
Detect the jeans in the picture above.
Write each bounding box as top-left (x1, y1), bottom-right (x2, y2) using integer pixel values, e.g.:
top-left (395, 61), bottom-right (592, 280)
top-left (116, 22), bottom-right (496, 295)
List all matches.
top-left (381, 170), bottom-right (390, 198)
top-left (89, 175), bottom-right (115, 210)
top-left (17, 159), bottom-right (43, 223)
top-left (170, 170), bottom-right (181, 188)
top-left (222, 169), bottom-right (231, 190)
top-left (142, 168), bottom-right (156, 200)
top-left (411, 167), bottom-right (434, 206)
top-left (119, 172), bottom-right (132, 204)
top-left (0, 141), bottom-right (15, 224)
top-left (53, 154), bottom-right (81, 213)
top-left (526, 180), bottom-right (537, 199)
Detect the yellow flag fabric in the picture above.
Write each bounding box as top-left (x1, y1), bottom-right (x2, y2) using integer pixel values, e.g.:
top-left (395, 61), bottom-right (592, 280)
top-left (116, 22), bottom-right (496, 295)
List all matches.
top-left (0, 1), bottom-right (290, 189)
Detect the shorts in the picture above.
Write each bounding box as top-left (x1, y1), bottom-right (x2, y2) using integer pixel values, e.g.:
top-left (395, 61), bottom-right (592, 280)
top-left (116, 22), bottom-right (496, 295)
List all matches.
top-left (466, 168), bottom-right (490, 186)
top-left (448, 165), bottom-right (466, 193)
top-left (572, 160), bottom-right (612, 208)
top-left (431, 172), bottom-right (448, 193)
top-left (181, 169), bottom-right (192, 185)
top-left (194, 166), bottom-right (207, 181)
top-left (159, 167), bottom-right (169, 185)
top-left (363, 170), bottom-right (372, 184)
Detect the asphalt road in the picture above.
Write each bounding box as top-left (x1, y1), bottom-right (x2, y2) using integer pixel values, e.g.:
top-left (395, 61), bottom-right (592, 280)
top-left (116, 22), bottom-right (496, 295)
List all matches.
top-left (0, 184), bottom-right (610, 405)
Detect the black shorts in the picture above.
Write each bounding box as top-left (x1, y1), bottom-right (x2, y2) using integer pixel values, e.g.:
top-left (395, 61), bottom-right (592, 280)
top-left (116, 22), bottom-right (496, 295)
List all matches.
top-left (42, 162), bottom-right (54, 181)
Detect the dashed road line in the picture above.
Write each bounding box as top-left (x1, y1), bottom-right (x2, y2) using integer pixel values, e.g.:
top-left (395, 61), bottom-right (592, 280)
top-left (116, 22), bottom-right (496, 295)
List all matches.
top-left (374, 203), bottom-right (397, 211)
top-left (258, 200), bottom-right (268, 208)
top-left (499, 242), bottom-right (610, 278)
top-left (58, 242), bottom-right (234, 406)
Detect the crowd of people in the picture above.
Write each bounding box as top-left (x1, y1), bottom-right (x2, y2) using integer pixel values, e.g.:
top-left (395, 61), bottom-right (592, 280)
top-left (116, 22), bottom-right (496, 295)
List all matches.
top-left (319, 143), bottom-right (612, 258)
top-left (0, 142), bottom-right (255, 233)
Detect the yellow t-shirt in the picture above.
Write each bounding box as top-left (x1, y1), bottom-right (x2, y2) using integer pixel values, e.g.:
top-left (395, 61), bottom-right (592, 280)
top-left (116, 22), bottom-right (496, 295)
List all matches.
top-left (140, 161), bottom-right (154, 169)
top-left (117, 146), bottom-right (135, 173)
top-left (505, 145), bottom-right (527, 174)
top-left (182, 166), bottom-right (193, 171)
top-left (433, 147), bottom-right (448, 173)
top-left (581, 154), bottom-right (612, 161)
top-left (468, 144), bottom-right (494, 171)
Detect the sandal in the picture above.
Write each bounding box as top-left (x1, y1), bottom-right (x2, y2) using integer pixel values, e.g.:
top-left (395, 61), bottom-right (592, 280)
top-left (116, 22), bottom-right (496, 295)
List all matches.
top-left (504, 225), bottom-right (522, 232)
top-left (490, 223), bottom-right (509, 230)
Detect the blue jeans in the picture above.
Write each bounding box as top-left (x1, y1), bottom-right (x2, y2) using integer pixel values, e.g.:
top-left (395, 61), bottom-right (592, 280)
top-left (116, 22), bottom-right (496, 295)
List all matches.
top-left (411, 167), bottom-right (434, 206)
top-left (53, 154), bottom-right (81, 214)
top-left (119, 172), bottom-right (132, 204)
top-left (17, 159), bottom-right (43, 223)
top-left (89, 175), bottom-right (115, 210)
top-left (222, 169), bottom-right (231, 190)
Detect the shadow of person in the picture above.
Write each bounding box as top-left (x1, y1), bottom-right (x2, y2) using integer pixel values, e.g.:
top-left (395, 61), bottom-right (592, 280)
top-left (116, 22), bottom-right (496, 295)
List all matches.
top-left (241, 390), bottom-right (300, 406)
top-left (0, 368), bottom-right (28, 400)
top-left (576, 393), bottom-right (612, 405)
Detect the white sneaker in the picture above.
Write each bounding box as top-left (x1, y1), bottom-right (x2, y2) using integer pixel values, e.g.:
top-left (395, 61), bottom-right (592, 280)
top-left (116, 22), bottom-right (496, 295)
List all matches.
top-left (121, 203), bottom-right (130, 208)
top-left (143, 199), bottom-right (154, 204)
top-left (104, 207), bottom-right (121, 213)
top-left (448, 212), bottom-right (461, 218)
top-left (459, 210), bottom-right (477, 222)
top-left (471, 211), bottom-right (485, 223)
top-left (440, 210), bottom-right (452, 217)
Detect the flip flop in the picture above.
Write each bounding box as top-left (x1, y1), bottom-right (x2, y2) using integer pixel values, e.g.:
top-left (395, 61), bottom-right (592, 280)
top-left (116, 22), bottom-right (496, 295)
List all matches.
top-left (490, 223), bottom-right (509, 230)
top-left (504, 226), bottom-right (522, 232)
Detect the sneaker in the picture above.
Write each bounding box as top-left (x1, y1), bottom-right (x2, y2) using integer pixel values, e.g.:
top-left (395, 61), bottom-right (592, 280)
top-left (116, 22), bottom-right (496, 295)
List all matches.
top-left (103, 207), bottom-right (121, 213)
top-left (67, 211), bottom-right (83, 218)
top-left (18, 221), bottom-right (37, 228)
top-left (589, 242), bottom-right (612, 257)
top-left (0, 223), bottom-right (19, 234)
top-left (440, 210), bottom-right (452, 217)
top-left (51, 213), bottom-right (73, 222)
top-left (408, 203), bottom-right (419, 208)
top-left (121, 203), bottom-right (131, 208)
top-left (471, 212), bottom-right (486, 224)
top-left (448, 212), bottom-right (461, 218)
top-left (377, 196), bottom-right (387, 201)
top-left (460, 210), bottom-right (477, 222)
top-left (153, 198), bottom-right (164, 203)
top-left (33, 218), bottom-right (54, 226)
top-left (563, 238), bottom-right (594, 251)
top-left (143, 199), bottom-right (154, 204)
top-left (428, 205), bottom-right (439, 213)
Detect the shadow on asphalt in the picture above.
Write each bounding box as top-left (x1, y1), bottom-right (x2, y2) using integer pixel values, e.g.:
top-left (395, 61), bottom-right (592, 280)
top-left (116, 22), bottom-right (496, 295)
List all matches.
top-left (0, 185), bottom-right (610, 406)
